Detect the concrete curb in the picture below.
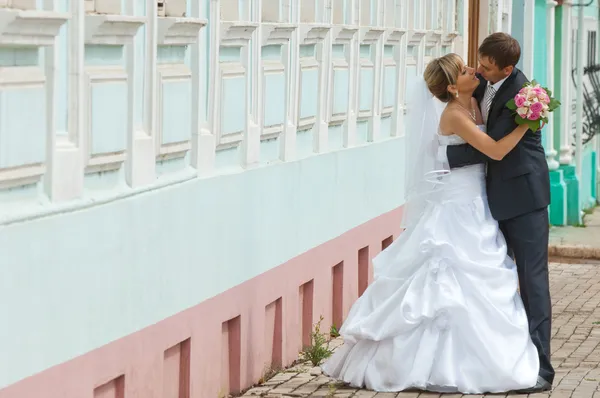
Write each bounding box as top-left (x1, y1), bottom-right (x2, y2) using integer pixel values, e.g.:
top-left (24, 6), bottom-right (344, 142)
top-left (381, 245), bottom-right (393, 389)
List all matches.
top-left (549, 244), bottom-right (600, 260)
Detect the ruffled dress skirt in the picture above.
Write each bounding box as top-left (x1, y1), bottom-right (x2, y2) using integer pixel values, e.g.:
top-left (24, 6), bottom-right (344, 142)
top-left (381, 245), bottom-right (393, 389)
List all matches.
top-left (321, 164), bottom-right (539, 394)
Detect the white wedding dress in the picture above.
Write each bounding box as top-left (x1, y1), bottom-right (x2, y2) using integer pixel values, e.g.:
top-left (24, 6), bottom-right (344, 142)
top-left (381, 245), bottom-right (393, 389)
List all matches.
top-left (322, 134), bottom-right (540, 394)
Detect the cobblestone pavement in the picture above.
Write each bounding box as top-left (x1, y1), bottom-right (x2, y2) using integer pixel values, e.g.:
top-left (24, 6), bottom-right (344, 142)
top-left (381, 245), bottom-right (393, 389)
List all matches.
top-left (243, 261), bottom-right (600, 398)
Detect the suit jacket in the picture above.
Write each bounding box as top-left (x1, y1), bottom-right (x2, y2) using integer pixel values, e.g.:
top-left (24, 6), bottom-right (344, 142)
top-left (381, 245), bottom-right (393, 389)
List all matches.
top-left (446, 68), bottom-right (550, 221)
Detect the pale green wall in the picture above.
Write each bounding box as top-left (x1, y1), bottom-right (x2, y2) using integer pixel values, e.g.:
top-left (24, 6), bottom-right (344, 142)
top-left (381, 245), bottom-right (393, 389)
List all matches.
top-left (0, 138), bottom-right (406, 389)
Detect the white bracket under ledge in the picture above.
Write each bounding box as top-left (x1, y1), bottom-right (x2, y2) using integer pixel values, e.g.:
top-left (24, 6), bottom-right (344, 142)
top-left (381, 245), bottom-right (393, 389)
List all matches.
top-left (332, 26), bottom-right (358, 44)
top-left (85, 14), bottom-right (145, 45)
top-left (261, 23), bottom-right (296, 46)
top-left (407, 29), bottom-right (427, 46)
top-left (442, 31), bottom-right (459, 46)
top-left (0, 8), bottom-right (69, 46)
top-left (425, 30), bottom-right (443, 47)
top-left (157, 17), bottom-right (207, 46)
top-left (298, 24), bottom-right (330, 45)
top-left (359, 27), bottom-right (385, 43)
top-left (220, 22), bottom-right (258, 46)
top-left (385, 28), bottom-right (407, 45)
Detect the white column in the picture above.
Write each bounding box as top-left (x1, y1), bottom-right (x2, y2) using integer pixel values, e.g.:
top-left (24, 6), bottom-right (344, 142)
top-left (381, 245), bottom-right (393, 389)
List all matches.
top-left (314, 32), bottom-right (332, 153)
top-left (559, 1), bottom-right (573, 165)
top-left (522, 0), bottom-right (535, 78)
top-left (192, 0), bottom-right (216, 174)
top-left (342, 29), bottom-right (358, 147)
top-left (546, 0), bottom-right (559, 170)
top-left (242, 0), bottom-right (261, 167)
top-left (280, 2), bottom-right (300, 161)
top-left (45, 0), bottom-right (84, 201)
top-left (126, 0), bottom-right (154, 187)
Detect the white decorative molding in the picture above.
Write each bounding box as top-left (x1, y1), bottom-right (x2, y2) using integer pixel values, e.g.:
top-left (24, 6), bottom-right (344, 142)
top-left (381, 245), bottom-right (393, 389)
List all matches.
top-left (0, 8), bottom-right (69, 46)
top-left (298, 24), bottom-right (330, 44)
top-left (220, 21), bottom-right (258, 46)
top-left (261, 60), bottom-right (286, 140)
top-left (425, 30), bottom-right (442, 47)
top-left (359, 27), bottom-right (385, 43)
top-left (297, 54), bottom-right (319, 131)
top-left (87, 0), bottom-right (122, 15)
top-left (441, 32), bottom-right (458, 46)
top-left (85, 14), bottom-right (145, 45)
top-left (0, 66), bottom-right (47, 189)
top-left (407, 29), bottom-right (426, 45)
top-left (385, 28), bottom-right (407, 45)
top-left (156, 63), bottom-right (193, 159)
top-left (83, 66), bottom-right (128, 173)
top-left (216, 62), bottom-right (246, 150)
top-left (381, 54), bottom-right (396, 117)
top-left (157, 17), bottom-right (207, 45)
top-left (332, 26), bottom-right (358, 44)
top-left (0, 163), bottom-right (45, 189)
top-left (261, 23), bottom-right (296, 45)
top-left (0, 64), bottom-right (44, 86)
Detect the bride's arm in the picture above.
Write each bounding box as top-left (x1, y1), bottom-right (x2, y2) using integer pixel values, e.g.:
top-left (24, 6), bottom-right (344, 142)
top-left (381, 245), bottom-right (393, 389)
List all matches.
top-left (445, 110), bottom-right (528, 161)
top-left (470, 98), bottom-right (483, 125)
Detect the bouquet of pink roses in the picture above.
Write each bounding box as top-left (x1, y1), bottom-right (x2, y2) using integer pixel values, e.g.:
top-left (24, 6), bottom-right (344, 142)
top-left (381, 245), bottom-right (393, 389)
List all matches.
top-left (506, 81), bottom-right (561, 131)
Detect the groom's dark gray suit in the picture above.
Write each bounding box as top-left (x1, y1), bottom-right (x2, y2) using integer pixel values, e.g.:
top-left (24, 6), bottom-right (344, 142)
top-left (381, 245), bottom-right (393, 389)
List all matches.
top-left (445, 68), bottom-right (555, 385)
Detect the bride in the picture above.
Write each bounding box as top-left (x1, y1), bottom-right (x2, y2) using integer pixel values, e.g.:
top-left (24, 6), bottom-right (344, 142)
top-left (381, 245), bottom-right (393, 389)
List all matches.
top-left (321, 53), bottom-right (539, 393)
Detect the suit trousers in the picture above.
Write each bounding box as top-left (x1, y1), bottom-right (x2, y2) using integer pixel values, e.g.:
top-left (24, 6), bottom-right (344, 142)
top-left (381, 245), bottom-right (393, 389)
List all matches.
top-left (500, 207), bottom-right (555, 384)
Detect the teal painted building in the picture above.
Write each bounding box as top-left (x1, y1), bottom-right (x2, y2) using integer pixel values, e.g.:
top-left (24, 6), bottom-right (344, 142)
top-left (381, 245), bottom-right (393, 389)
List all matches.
top-left (512, 0), bottom-right (599, 225)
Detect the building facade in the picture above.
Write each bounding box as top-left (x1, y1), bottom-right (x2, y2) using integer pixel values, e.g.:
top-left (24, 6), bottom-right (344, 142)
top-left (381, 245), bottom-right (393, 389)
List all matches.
top-left (511, 0), bottom-right (600, 226)
top-left (0, 1), bottom-right (465, 398)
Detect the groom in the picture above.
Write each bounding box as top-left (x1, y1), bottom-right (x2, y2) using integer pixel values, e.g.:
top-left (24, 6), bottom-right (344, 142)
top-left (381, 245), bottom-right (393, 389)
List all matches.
top-left (440, 33), bottom-right (554, 392)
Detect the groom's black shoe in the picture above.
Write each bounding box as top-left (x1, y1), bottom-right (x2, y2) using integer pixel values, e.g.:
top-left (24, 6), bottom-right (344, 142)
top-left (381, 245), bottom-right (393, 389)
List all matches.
top-left (514, 376), bottom-right (552, 394)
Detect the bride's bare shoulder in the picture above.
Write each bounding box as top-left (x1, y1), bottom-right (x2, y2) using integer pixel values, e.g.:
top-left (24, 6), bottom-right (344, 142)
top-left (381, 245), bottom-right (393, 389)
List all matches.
top-left (439, 106), bottom-right (461, 136)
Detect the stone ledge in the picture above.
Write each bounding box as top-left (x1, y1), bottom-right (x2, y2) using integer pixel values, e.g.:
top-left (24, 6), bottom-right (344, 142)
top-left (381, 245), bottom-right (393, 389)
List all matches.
top-left (549, 244), bottom-right (600, 260)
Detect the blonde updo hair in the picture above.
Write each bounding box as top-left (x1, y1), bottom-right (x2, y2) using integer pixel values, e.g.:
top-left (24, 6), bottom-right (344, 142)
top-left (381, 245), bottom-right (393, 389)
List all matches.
top-left (424, 53), bottom-right (463, 103)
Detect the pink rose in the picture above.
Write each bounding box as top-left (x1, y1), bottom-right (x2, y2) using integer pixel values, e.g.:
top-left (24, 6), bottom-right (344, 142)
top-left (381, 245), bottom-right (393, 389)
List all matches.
top-left (530, 102), bottom-right (544, 113)
top-left (515, 95), bottom-right (527, 107)
top-left (532, 87), bottom-right (545, 95)
top-left (528, 111), bottom-right (541, 121)
top-left (539, 93), bottom-right (550, 104)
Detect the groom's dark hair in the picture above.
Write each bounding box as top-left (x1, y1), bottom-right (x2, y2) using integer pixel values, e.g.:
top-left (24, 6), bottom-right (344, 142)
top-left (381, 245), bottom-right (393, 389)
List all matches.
top-left (478, 33), bottom-right (521, 70)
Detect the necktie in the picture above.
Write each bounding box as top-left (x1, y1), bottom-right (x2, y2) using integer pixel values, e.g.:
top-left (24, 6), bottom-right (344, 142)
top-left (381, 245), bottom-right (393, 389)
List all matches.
top-left (482, 85), bottom-right (496, 125)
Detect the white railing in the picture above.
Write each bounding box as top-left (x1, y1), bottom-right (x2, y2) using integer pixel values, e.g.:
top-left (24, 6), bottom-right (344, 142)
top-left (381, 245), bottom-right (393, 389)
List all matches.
top-left (0, 0), bottom-right (460, 222)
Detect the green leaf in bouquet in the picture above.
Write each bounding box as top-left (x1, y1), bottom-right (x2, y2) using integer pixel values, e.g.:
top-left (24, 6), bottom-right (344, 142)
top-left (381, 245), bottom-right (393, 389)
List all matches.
top-left (515, 116), bottom-right (529, 125)
top-left (549, 98), bottom-right (561, 110)
top-left (545, 88), bottom-right (553, 97)
top-left (528, 120), bottom-right (541, 131)
top-left (516, 115), bottom-right (541, 132)
top-left (506, 98), bottom-right (517, 110)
